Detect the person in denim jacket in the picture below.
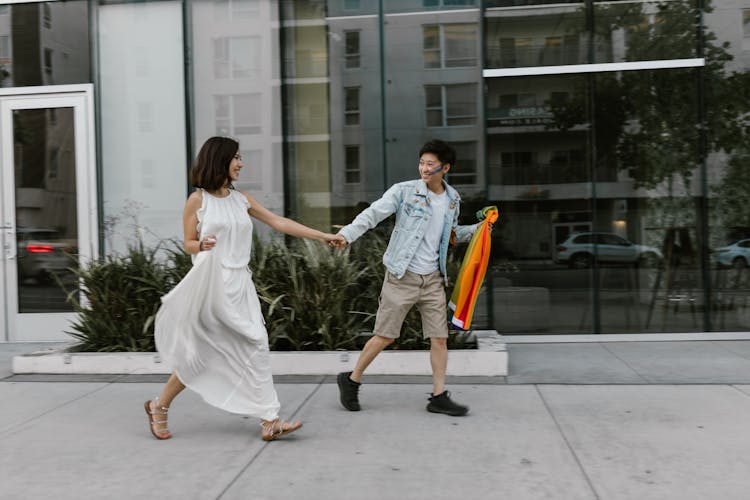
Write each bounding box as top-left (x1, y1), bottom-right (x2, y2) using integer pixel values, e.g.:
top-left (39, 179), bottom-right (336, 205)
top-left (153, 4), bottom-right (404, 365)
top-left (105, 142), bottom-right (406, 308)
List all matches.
top-left (333, 140), bottom-right (478, 416)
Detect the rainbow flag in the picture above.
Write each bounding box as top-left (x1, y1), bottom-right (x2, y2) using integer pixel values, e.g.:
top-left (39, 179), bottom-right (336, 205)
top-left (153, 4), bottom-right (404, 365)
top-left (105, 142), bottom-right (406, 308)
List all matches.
top-left (449, 206), bottom-right (499, 330)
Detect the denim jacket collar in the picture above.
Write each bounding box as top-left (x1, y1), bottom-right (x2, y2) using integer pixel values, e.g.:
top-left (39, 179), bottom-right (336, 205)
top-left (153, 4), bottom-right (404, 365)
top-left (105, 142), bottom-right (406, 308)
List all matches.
top-left (413, 179), bottom-right (460, 204)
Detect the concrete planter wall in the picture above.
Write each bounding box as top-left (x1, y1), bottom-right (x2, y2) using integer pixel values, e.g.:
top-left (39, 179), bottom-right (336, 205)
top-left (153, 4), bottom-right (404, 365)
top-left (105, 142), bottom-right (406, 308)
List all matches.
top-left (12, 330), bottom-right (507, 377)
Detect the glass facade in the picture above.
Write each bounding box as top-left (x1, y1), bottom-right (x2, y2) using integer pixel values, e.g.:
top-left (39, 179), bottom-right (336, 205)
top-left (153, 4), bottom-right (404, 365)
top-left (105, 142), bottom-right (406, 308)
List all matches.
top-left (2, 0), bottom-right (750, 335)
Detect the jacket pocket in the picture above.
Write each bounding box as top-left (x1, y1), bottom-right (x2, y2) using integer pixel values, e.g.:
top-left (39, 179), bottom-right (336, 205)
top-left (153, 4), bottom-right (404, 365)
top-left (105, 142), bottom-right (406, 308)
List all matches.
top-left (400, 202), bottom-right (425, 231)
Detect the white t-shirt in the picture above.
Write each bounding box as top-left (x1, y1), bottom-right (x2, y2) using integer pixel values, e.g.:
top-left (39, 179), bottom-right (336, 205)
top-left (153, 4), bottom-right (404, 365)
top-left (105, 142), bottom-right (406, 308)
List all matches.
top-left (407, 189), bottom-right (448, 275)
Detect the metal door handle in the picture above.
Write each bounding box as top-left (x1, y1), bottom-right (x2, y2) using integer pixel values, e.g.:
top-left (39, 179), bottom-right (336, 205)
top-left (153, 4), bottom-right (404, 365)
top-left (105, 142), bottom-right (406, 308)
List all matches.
top-left (3, 224), bottom-right (16, 260)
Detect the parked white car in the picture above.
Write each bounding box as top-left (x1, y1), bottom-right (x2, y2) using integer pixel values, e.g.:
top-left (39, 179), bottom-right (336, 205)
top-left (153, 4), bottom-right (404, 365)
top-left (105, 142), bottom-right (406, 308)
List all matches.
top-left (711, 239), bottom-right (750, 269)
top-left (555, 232), bottom-right (663, 269)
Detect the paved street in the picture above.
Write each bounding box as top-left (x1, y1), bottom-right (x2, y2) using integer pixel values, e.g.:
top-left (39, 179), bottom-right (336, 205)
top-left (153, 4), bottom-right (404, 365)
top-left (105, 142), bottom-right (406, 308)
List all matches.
top-left (3, 341), bottom-right (750, 499)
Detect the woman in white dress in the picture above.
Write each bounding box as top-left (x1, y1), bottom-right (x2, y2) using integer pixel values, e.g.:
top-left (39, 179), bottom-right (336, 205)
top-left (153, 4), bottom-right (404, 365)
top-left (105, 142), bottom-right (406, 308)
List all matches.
top-left (144, 136), bottom-right (338, 441)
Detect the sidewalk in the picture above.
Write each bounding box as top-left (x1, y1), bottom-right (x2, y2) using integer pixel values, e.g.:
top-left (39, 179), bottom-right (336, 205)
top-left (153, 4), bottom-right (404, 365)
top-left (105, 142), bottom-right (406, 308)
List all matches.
top-left (3, 340), bottom-right (750, 499)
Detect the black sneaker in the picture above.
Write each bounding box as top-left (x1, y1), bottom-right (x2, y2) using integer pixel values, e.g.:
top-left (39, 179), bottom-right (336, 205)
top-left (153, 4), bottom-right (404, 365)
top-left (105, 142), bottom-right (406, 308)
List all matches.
top-left (337, 371), bottom-right (361, 411)
top-left (426, 391), bottom-right (468, 416)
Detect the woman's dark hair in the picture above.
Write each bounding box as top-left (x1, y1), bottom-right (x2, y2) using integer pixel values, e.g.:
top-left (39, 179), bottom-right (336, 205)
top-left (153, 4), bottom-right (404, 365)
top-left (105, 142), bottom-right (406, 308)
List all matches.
top-left (190, 136), bottom-right (239, 191)
top-left (419, 139), bottom-right (456, 168)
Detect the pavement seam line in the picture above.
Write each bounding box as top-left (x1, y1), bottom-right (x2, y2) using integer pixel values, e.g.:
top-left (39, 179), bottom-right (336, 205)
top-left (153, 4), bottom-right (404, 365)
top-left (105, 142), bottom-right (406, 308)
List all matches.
top-left (534, 385), bottom-right (602, 500)
top-left (0, 381), bottom-right (115, 438)
top-left (729, 384), bottom-right (750, 398)
top-left (215, 379), bottom-right (325, 500)
top-left (710, 340), bottom-right (750, 362)
top-left (599, 342), bottom-right (652, 383)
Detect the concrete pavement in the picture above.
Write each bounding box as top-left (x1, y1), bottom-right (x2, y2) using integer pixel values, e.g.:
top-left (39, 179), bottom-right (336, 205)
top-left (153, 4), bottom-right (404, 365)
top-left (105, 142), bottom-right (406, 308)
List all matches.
top-left (3, 341), bottom-right (750, 499)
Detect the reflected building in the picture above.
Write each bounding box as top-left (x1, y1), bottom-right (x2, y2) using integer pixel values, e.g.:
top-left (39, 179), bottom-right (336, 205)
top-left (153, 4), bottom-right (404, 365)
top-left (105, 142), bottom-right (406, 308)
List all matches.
top-left (1, 0), bottom-right (750, 340)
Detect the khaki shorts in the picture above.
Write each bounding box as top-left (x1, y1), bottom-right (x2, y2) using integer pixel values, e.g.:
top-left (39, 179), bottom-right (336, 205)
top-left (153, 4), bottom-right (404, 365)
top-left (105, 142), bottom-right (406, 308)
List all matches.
top-left (373, 269), bottom-right (449, 339)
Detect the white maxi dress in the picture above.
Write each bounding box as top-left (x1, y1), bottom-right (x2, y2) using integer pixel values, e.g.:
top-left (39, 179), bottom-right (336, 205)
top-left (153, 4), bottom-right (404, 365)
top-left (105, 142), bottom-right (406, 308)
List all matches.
top-left (154, 189), bottom-right (281, 421)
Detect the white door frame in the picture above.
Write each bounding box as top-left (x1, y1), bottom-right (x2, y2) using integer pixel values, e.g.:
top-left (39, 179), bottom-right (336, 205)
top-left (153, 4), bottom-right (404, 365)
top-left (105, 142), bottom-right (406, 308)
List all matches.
top-left (0, 84), bottom-right (98, 342)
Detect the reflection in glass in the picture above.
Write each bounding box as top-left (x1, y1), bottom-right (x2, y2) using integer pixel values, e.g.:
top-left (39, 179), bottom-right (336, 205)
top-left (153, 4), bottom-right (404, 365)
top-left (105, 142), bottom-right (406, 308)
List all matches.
top-left (192, 0), bottom-right (284, 226)
top-left (486, 74), bottom-right (593, 333)
top-left (0, 1), bottom-right (90, 87)
top-left (588, 68), bottom-right (701, 333)
top-left (13, 108), bottom-right (78, 313)
top-left (485, 5), bottom-right (585, 69)
top-left (485, 0), bottom-right (697, 68)
top-left (594, 1), bottom-right (696, 63)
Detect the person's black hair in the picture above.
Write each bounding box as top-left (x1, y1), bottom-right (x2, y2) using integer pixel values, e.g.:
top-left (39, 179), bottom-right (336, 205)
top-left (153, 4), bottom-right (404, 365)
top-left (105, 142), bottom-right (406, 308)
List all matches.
top-left (419, 139), bottom-right (456, 168)
top-left (190, 136), bottom-right (239, 191)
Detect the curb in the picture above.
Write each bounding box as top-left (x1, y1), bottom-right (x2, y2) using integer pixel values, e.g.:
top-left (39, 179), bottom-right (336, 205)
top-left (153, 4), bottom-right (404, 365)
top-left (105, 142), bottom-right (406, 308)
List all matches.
top-left (12, 331), bottom-right (507, 377)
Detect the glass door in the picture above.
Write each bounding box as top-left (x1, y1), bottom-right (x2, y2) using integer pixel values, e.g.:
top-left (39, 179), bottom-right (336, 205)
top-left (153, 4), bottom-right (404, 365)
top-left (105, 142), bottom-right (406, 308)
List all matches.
top-left (0, 86), bottom-right (97, 341)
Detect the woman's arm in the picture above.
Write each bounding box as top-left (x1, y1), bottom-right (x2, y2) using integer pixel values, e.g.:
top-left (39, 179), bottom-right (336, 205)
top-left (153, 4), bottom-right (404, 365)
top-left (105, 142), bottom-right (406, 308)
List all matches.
top-left (182, 191), bottom-right (216, 254)
top-left (244, 192), bottom-right (338, 244)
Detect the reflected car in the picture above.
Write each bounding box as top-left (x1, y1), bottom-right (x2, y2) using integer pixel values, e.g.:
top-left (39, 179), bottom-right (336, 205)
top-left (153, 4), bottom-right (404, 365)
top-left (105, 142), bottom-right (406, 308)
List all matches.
top-left (555, 232), bottom-right (663, 269)
top-left (711, 239), bottom-right (750, 269)
top-left (16, 227), bottom-right (77, 284)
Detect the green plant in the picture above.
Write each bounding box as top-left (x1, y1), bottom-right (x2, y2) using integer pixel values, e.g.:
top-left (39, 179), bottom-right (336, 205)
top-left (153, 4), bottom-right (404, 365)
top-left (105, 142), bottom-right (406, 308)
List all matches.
top-left (252, 234), bottom-right (383, 350)
top-left (64, 241), bottom-right (188, 352)
top-left (64, 230), bottom-right (475, 352)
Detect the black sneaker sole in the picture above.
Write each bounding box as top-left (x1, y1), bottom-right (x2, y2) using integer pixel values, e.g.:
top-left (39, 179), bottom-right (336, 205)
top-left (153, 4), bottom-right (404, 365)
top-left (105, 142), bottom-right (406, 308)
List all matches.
top-left (337, 372), bottom-right (361, 411)
top-left (426, 404), bottom-right (468, 417)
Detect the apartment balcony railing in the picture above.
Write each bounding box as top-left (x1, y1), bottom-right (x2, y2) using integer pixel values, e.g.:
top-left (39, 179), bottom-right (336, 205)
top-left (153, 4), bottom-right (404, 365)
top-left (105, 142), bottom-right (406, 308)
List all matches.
top-left (490, 163), bottom-right (619, 185)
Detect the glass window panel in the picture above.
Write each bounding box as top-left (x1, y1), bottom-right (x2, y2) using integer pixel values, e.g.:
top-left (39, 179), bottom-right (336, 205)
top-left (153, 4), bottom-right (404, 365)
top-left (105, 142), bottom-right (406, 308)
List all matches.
top-left (487, 74), bottom-right (592, 333)
top-left (99, 1), bottom-right (187, 254)
top-left (345, 145), bottom-right (360, 184)
top-left (194, 0), bottom-right (284, 221)
top-left (425, 85), bottom-right (442, 108)
top-left (423, 25), bottom-right (441, 68)
top-left (423, 25), bottom-right (439, 50)
top-left (345, 87), bottom-right (359, 111)
top-left (449, 141), bottom-right (477, 185)
top-left (14, 108), bottom-right (78, 312)
top-left (232, 93), bottom-right (261, 134)
top-left (744, 10), bottom-right (750, 37)
top-left (426, 109), bottom-right (443, 127)
top-left (444, 24), bottom-right (477, 67)
top-left (486, 5), bottom-right (585, 69)
top-left (230, 37), bottom-right (260, 78)
top-left (445, 84), bottom-right (477, 125)
top-left (344, 87), bottom-right (360, 126)
top-left (594, 1), bottom-right (695, 63)
top-left (213, 38), bottom-right (230, 78)
top-left (345, 31), bottom-right (360, 69)
top-left (2, 1), bottom-right (89, 86)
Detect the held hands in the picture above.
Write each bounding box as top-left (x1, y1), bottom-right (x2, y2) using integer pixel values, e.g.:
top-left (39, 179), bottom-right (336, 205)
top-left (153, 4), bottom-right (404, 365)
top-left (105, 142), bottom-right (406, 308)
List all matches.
top-left (323, 233), bottom-right (348, 249)
top-left (199, 234), bottom-right (217, 252)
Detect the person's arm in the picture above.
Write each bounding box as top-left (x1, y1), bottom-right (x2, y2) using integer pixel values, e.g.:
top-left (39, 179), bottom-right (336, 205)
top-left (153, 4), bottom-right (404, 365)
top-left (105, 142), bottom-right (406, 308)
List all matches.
top-left (244, 192), bottom-right (338, 244)
top-left (338, 184), bottom-right (402, 245)
top-left (450, 200), bottom-right (480, 244)
top-left (183, 191), bottom-right (217, 254)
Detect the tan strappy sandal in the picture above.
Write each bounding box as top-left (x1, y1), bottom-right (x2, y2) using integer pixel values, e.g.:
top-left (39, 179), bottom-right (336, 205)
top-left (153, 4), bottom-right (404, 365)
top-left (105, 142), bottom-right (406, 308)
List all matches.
top-left (144, 398), bottom-right (172, 440)
top-left (261, 419), bottom-right (303, 441)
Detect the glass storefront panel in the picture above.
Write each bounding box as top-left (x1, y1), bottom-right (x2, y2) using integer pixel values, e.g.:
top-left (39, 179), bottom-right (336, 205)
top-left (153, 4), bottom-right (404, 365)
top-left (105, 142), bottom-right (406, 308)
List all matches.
top-left (705, 1), bottom-right (750, 332)
top-left (486, 0), bottom-right (697, 69)
top-left (590, 68), bottom-right (704, 333)
top-left (593, 0), bottom-right (697, 63)
top-left (0, 1), bottom-right (90, 88)
top-left (382, 7), bottom-right (483, 192)
top-left (486, 74), bottom-right (593, 333)
top-left (485, 2), bottom-right (586, 69)
top-left (279, 2), bottom-right (332, 229)
top-left (98, 2), bottom-right (187, 253)
top-left (191, 0), bottom-right (284, 224)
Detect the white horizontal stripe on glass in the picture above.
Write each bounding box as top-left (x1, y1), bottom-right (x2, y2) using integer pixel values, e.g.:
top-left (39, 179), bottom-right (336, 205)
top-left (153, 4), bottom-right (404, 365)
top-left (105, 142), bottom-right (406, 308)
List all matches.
top-left (484, 58), bottom-right (705, 78)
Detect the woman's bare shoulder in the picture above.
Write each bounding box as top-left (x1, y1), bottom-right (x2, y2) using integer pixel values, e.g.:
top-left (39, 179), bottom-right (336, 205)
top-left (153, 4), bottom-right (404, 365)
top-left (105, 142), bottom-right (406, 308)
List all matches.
top-left (187, 189), bottom-right (202, 203)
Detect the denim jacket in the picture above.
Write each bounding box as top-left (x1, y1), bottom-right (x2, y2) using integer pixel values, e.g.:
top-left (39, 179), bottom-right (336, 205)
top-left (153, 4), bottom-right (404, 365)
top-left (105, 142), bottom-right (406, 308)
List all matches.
top-left (338, 179), bottom-right (477, 286)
